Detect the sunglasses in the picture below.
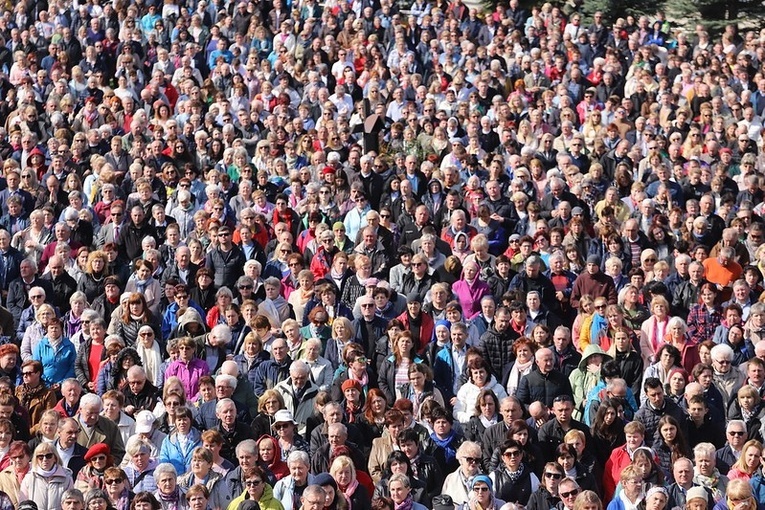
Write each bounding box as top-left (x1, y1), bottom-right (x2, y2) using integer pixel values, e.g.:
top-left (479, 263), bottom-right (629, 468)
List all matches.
top-left (91, 455), bottom-right (107, 461)
top-left (105, 478), bottom-right (123, 485)
top-left (463, 457), bottom-right (480, 464)
top-left (545, 472), bottom-right (562, 479)
top-left (36, 453), bottom-right (54, 460)
top-left (561, 490), bottom-right (580, 499)
top-left (246, 480), bottom-right (264, 487)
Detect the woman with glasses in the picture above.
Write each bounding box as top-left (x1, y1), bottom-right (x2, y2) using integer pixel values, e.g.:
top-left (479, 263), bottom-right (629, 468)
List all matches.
top-left (19, 443), bottom-right (74, 508)
top-left (491, 438), bottom-right (539, 505)
top-left (20, 302), bottom-right (56, 362)
top-left (159, 406), bottom-right (201, 476)
top-left (0, 440), bottom-right (30, 506)
top-left (228, 465), bottom-right (284, 510)
top-left (527, 462), bottom-right (564, 510)
top-left (75, 443), bottom-right (114, 492)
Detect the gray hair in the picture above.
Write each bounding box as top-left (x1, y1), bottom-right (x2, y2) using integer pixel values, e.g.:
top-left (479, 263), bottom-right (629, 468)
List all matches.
top-left (215, 398), bottom-right (236, 414)
top-left (711, 343), bottom-right (734, 362)
top-left (211, 324), bottom-right (232, 344)
top-left (287, 450), bottom-right (310, 466)
top-left (236, 439), bottom-right (257, 456)
top-left (389, 473), bottom-right (412, 488)
top-left (215, 374), bottom-right (238, 390)
top-left (290, 360), bottom-right (310, 376)
top-left (80, 393), bottom-right (102, 411)
top-left (693, 442), bottom-right (717, 460)
top-left (154, 462), bottom-right (178, 480)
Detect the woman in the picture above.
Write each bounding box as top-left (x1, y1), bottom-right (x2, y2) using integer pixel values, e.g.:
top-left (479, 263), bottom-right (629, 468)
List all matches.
top-left (152, 463), bottom-right (186, 510)
top-left (156, 389), bottom-right (186, 436)
top-left (359, 389), bottom-right (389, 442)
top-left (0, 441), bottom-right (31, 506)
top-left (234, 332), bottom-right (269, 386)
top-left (452, 260), bottom-right (491, 320)
top-left (527, 462), bottom-right (563, 510)
top-left (329, 455), bottom-right (370, 510)
top-left (605, 465), bottom-right (644, 510)
top-left (78, 250), bottom-right (111, 303)
top-left (490, 439), bottom-right (540, 505)
top-left (251, 390), bottom-right (285, 439)
top-left (103, 467), bottom-right (132, 510)
top-left (504, 338), bottom-right (537, 396)
top-left (227, 465), bottom-right (284, 510)
top-left (259, 278), bottom-right (295, 331)
top-left (387, 473), bottom-right (428, 510)
top-left (85, 488), bottom-right (118, 510)
top-left (378, 332), bottom-right (425, 405)
top-left (403, 363), bottom-right (445, 419)
top-left (555, 444), bottom-right (598, 493)
top-left (590, 398), bottom-right (626, 467)
top-left (75, 443), bottom-right (114, 492)
top-left (606, 326), bottom-right (643, 401)
top-left (20, 303), bottom-right (56, 362)
top-left (664, 317), bottom-right (701, 374)
top-left (75, 317), bottom-right (107, 391)
top-left (324, 317), bottom-right (356, 370)
top-left (570, 345), bottom-right (610, 420)
top-left (28, 409), bottom-right (59, 452)
top-left (454, 358), bottom-right (508, 424)
top-left (665, 367), bottom-right (688, 406)
top-left (653, 415), bottom-right (690, 483)
top-left (11, 208), bottom-right (52, 266)
top-left (686, 283), bottom-right (722, 346)
top-left (103, 347), bottom-right (142, 393)
top-left (159, 406), bottom-right (201, 476)
top-left (715, 479), bottom-right (757, 510)
top-left (727, 439), bottom-right (762, 482)
top-left (135, 325), bottom-right (163, 387)
top-left (373, 451), bottom-right (427, 504)
top-left (19, 443), bottom-right (74, 509)
top-left (642, 344), bottom-right (682, 398)
top-left (102, 391), bottom-right (135, 448)
top-left (639, 296), bottom-right (672, 368)
top-left (125, 260), bottom-right (162, 316)
top-left (111, 293), bottom-right (161, 349)
top-left (301, 338), bottom-right (333, 393)
top-left (63, 291), bottom-right (88, 340)
top-left (178, 447), bottom-right (222, 503)
top-left (256, 435), bottom-right (289, 485)
top-left (164, 336), bottom-right (210, 401)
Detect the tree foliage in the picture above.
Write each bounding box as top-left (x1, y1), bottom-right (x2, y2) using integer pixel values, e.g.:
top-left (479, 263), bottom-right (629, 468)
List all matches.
top-left (667, 0), bottom-right (765, 36)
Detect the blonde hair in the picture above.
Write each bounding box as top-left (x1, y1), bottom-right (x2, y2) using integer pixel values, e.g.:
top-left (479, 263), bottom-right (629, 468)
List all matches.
top-left (329, 455), bottom-right (357, 480)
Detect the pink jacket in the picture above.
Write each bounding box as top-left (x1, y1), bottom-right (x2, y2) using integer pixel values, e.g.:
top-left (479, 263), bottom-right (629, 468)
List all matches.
top-left (164, 358), bottom-right (210, 400)
top-left (452, 278), bottom-right (491, 320)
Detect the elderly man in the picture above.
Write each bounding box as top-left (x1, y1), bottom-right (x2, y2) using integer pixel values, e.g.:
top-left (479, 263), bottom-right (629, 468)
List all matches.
top-left (61, 488), bottom-right (86, 510)
top-left (213, 397), bottom-right (255, 465)
top-left (703, 247), bottom-right (742, 302)
top-left (508, 255), bottom-right (559, 313)
top-left (196, 374), bottom-right (252, 429)
top-left (253, 337), bottom-right (293, 395)
top-left (122, 366), bottom-right (161, 417)
top-left (441, 441), bottom-right (483, 505)
top-left (53, 378), bottom-right (82, 418)
top-left (310, 422), bottom-right (365, 474)
top-left (55, 417), bottom-right (88, 478)
top-left (77, 393), bottom-right (125, 464)
top-left (274, 360), bottom-right (319, 436)
top-left (219, 439), bottom-right (258, 506)
top-left (517, 348), bottom-right (573, 408)
top-left (695, 442), bottom-right (729, 496)
top-left (273, 450), bottom-right (316, 509)
top-left (716, 420), bottom-right (748, 475)
top-left (218, 360), bottom-right (259, 417)
top-left (666, 458), bottom-right (713, 509)
top-left (711, 344), bottom-right (746, 403)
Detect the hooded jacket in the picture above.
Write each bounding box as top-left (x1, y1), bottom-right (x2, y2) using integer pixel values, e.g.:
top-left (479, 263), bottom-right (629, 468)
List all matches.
top-left (569, 345), bottom-right (610, 420)
top-left (273, 377), bottom-right (319, 436)
top-left (226, 479), bottom-right (284, 510)
top-left (159, 427), bottom-right (202, 476)
top-left (19, 465), bottom-right (73, 509)
top-left (256, 435), bottom-right (289, 485)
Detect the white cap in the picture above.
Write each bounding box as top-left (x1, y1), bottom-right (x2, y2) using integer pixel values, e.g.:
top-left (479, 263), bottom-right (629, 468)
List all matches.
top-left (135, 410), bottom-right (156, 434)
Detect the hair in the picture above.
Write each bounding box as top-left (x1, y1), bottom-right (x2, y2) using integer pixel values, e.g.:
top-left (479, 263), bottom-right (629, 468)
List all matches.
top-left (363, 388), bottom-right (388, 423)
top-left (656, 415), bottom-right (690, 467)
top-left (573, 490), bottom-right (603, 510)
top-left (731, 440), bottom-right (763, 476)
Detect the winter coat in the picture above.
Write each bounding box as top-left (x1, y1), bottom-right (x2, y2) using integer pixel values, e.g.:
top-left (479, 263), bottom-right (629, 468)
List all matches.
top-left (569, 345), bottom-right (609, 420)
top-left (32, 336), bottom-right (76, 386)
top-left (226, 481), bottom-right (284, 510)
top-left (452, 277), bottom-right (491, 320)
top-left (19, 465), bottom-right (74, 510)
top-left (480, 326), bottom-right (516, 380)
top-left (273, 378), bottom-right (319, 436)
top-left (634, 398), bottom-right (688, 447)
top-left (378, 354), bottom-right (424, 405)
top-left (516, 366), bottom-right (573, 408)
top-left (164, 357), bottom-right (210, 401)
top-left (490, 463), bottom-right (539, 505)
top-left (252, 357), bottom-right (293, 396)
top-left (159, 428), bottom-right (202, 475)
top-left (453, 376), bottom-right (509, 423)
top-left (111, 314), bottom-right (161, 348)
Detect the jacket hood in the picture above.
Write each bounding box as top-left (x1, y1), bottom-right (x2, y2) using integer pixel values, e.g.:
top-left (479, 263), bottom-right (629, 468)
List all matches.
top-left (178, 307), bottom-right (206, 331)
top-left (27, 147), bottom-right (45, 166)
top-left (256, 434), bottom-right (285, 471)
top-left (578, 344), bottom-right (611, 370)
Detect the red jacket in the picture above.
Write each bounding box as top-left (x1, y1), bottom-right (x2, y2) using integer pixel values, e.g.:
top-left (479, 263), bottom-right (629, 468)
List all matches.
top-left (603, 444), bottom-right (632, 502)
top-left (396, 311), bottom-right (434, 355)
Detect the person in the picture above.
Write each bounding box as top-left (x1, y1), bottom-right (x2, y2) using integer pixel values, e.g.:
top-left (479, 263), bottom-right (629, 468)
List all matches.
top-left (273, 450), bottom-right (315, 510)
top-left (693, 442), bottom-right (729, 501)
top-left (387, 473), bottom-right (429, 510)
top-left (527, 462), bottom-right (564, 510)
top-left (19, 443), bottom-right (74, 509)
top-left (152, 463), bottom-right (186, 510)
top-left (0, 441), bottom-right (31, 506)
top-left (490, 438), bottom-right (540, 505)
top-left (453, 358), bottom-right (508, 424)
top-left (158, 406), bottom-right (201, 476)
top-left (227, 464), bottom-right (284, 510)
top-left (15, 360), bottom-right (57, 435)
top-left (122, 438), bottom-right (158, 494)
top-left (726, 439), bottom-right (762, 482)
top-left (74, 443), bottom-right (113, 493)
top-left (517, 348), bottom-right (573, 408)
top-left (716, 479), bottom-right (757, 510)
top-left (77, 394), bottom-right (126, 465)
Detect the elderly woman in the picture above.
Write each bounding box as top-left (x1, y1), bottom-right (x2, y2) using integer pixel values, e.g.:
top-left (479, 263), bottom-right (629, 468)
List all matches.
top-left (152, 463), bottom-right (186, 509)
top-left (178, 447), bottom-right (223, 504)
top-left (164, 337), bottom-right (210, 401)
top-left (103, 467), bottom-right (131, 510)
top-left (205, 287), bottom-right (235, 330)
top-left (441, 441), bottom-right (484, 505)
top-left (251, 390), bottom-right (285, 439)
top-left (664, 317), bottom-right (701, 374)
top-left (452, 260), bottom-right (491, 320)
top-left (258, 278), bottom-right (295, 331)
top-left (296, 338), bottom-right (331, 393)
top-left (228, 464), bottom-right (284, 510)
top-left (324, 316), bottom-right (355, 370)
top-left (12, 208), bottom-right (52, 266)
top-left (102, 391), bottom-right (135, 451)
top-left (20, 302), bottom-right (56, 361)
top-left (505, 337), bottom-right (537, 397)
top-left (19, 443), bottom-right (74, 508)
top-left (234, 332), bottom-right (270, 385)
top-left (329, 455), bottom-right (370, 510)
top-left (123, 437), bottom-right (158, 493)
top-left (273, 450), bottom-right (315, 509)
top-left (135, 325), bottom-right (163, 387)
top-left (454, 358), bottom-right (508, 424)
top-left (0, 440), bottom-right (31, 506)
top-left (639, 296), bottom-right (672, 368)
top-left (605, 464), bottom-right (645, 510)
top-left (693, 442), bottom-right (729, 502)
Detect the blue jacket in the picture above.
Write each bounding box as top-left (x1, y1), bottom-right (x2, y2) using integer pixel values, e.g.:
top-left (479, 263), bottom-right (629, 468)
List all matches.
top-left (33, 336), bottom-right (76, 386)
top-left (159, 428), bottom-right (202, 475)
top-left (433, 343), bottom-right (461, 402)
top-left (162, 301), bottom-right (206, 340)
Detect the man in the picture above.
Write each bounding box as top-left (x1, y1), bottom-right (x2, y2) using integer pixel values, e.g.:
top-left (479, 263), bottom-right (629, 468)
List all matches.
top-left (666, 459), bottom-right (714, 509)
top-left (551, 326), bottom-right (582, 377)
top-left (55, 417), bottom-right (88, 478)
top-left (517, 348), bottom-right (573, 408)
top-left (508, 256), bottom-right (559, 313)
top-left (123, 366), bottom-right (161, 417)
top-left (351, 296), bottom-right (387, 365)
top-left (557, 478), bottom-right (581, 510)
top-left (274, 361), bottom-right (319, 436)
top-left (253, 338), bottom-right (293, 395)
top-left (480, 307), bottom-right (514, 379)
top-left (91, 276), bottom-right (122, 325)
top-left (77, 393), bottom-right (125, 464)
top-left (117, 206), bottom-right (156, 263)
top-left (6, 257), bottom-right (51, 325)
top-left (310, 422), bottom-right (365, 474)
top-left (218, 360), bottom-right (259, 418)
top-left (673, 261), bottom-right (707, 317)
top-left (685, 393), bottom-right (726, 450)
top-left (53, 378), bottom-right (82, 418)
top-left (0, 229), bottom-right (24, 299)
top-left (703, 247), bottom-right (742, 302)
top-left (195, 373), bottom-right (252, 429)
top-left (537, 394), bottom-right (590, 459)
top-left (481, 396), bottom-right (525, 466)
top-left (634, 377), bottom-right (687, 446)
top-left (397, 428), bottom-right (443, 503)
top-left (41, 254), bottom-right (78, 313)
top-left (95, 203), bottom-right (126, 248)
top-left (570, 254), bottom-right (618, 308)
top-left (711, 343), bottom-right (746, 404)
top-left (434, 322), bottom-right (470, 405)
top-left (206, 226), bottom-right (245, 289)
top-left (61, 488), bottom-right (86, 510)
top-left (716, 419), bottom-right (748, 474)
top-left (213, 397), bottom-right (255, 465)
top-left (399, 205), bottom-right (433, 247)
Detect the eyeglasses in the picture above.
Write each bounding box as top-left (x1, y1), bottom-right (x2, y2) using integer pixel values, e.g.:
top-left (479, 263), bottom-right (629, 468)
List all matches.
top-left (729, 430), bottom-right (746, 436)
top-left (105, 478), bottom-right (123, 485)
top-left (463, 457), bottom-right (480, 464)
top-left (36, 453), bottom-right (54, 460)
top-left (30, 295), bottom-right (44, 299)
top-left (473, 486), bottom-right (490, 493)
top-left (643, 258), bottom-right (657, 263)
top-left (361, 303), bottom-right (374, 308)
top-left (715, 359), bottom-right (731, 365)
top-left (176, 294), bottom-right (188, 299)
top-left (22, 371), bottom-right (36, 377)
top-left (238, 285), bottom-right (253, 290)
top-left (91, 455), bottom-right (107, 462)
top-left (561, 490), bottom-right (580, 499)
top-left (139, 332), bottom-right (154, 337)
top-left (504, 450), bottom-right (521, 457)
top-left (545, 472), bottom-right (562, 479)
top-left (273, 423), bottom-right (290, 429)
top-left (218, 233), bottom-right (231, 237)
top-left (246, 480), bottom-right (264, 487)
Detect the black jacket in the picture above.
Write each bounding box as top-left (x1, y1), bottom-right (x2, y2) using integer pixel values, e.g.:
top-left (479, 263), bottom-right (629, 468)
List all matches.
top-left (214, 420), bottom-right (255, 464)
top-left (41, 271), bottom-right (78, 314)
top-left (205, 245), bottom-right (245, 289)
top-left (516, 367), bottom-right (573, 408)
top-left (493, 463), bottom-right (535, 505)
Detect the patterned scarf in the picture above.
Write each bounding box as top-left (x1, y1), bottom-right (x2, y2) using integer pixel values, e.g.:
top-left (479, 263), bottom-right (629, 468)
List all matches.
top-left (156, 486), bottom-right (182, 510)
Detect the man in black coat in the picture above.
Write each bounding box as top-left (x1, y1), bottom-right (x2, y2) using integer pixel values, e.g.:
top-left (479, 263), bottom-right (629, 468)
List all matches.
top-left (6, 258), bottom-right (51, 326)
top-left (118, 205), bottom-right (157, 264)
top-left (634, 377), bottom-right (688, 447)
top-left (56, 417), bottom-right (89, 478)
top-left (41, 254), bottom-right (78, 314)
top-left (213, 397), bottom-right (255, 465)
top-left (205, 226), bottom-right (245, 289)
top-left (122, 365), bottom-right (162, 418)
top-left (537, 394), bottom-right (591, 459)
top-left (517, 348), bottom-right (573, 409)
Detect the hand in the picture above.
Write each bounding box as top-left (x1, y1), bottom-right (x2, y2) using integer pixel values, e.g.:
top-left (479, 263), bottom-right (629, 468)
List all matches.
top-left (87, 382), bottom-right (96, 391)
top-left (587, 363), bottom-right (600, 374)
top-left (556, 291), bottom-right (565, 301)
top-left (450, 396), bottom-right (457, 406)
top-left (124, 405), bottom-right (136, 415)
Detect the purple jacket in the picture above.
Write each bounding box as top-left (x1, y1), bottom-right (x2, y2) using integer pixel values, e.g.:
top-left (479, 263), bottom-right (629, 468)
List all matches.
top-left (452, 278), bottom-right (491, 320)
top-left (164, 358), bottom-right (210, 400)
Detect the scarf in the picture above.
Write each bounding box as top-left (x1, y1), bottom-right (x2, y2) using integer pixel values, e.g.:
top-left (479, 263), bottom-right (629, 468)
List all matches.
top-left (157, 486), bottom-right (182, 510)
top-left (510, 320), bottom-right (526, 336)
top-left (395, 494), bottom-right (415, 510)
top-left (504, 462), bottom-right (526, 484)
top-left (618, 488), bottom-right (643, 510)
top-left (340, 478), bottom-right (359, 510)
top-left (430, 430), bottom-right (458, 466)
top-left (18, 383), bottom-right (48, 409)
top-left (694, 468), bottom-right (724, 501)
top-left (136, 341), bottom-right (162, 386)
top-left (479, 414), bottom-right (498, 428)
top-left (35, 465), bottom-right (58, 477)
top-left (135, 278), bottom-right (149, 294)
top-left (65, 314), bottom-right (82, 339)
top-left (348, 369), bottom-right (368, 387)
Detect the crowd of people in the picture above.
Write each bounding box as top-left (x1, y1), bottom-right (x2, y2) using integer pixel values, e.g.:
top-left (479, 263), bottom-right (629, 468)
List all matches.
top-left (0, 0), bottom-right (760, 508)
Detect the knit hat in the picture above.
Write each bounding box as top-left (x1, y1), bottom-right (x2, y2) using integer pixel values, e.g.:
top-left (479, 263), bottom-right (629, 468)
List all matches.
top-left (332, 222), bottom-right (345, 231)
top-left (341, 379), bottom-right (362, 394)
top-left (435, 320), bottom-right (451, 332)
top-left (471, 474), bottom-right (493, 492)
top-left (84, 443), bottom-right (110, 462)
top-left (586, 254), bottom-right (601, 266)
top-left (686, 487), bottom-right (707, 503)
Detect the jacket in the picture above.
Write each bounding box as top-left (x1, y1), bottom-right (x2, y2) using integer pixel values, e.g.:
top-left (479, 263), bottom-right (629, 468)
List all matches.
top-left (570, 271), bottom-right (618, 309)
top-left (527, 487), bottom-right (561, 510)
top-left (32, 336), bottom-right (76, 386)
top-left (516, 366), bottom-right (573, 408)
top-left (227, 481), bottom-right (284, 510)
top-left (252, 357), bottom-right (293, 396)
top-left (480, 326), bottom-right (516, 379)
top-left (74, 337), bottom-right (107, 390)
top-left (453, 376), bottom-right (508, 423)
top-left (19, 465), bottom-right (74, 509)
top-left (569, 345), bottom-right (609, 420)
top-left (634, 398), bottom-right (687, 447)
top-left (452, 278), bottom-right (491, 320)
top-left (205, 245), bottom-right (245, 289)
top-left (378, 354), bottom-right (424, 405)
top-left (369, 433), bottom-right (396, 483)
top-left (490, 463), bottom-right (539, 505)
top-left (159, 428), bottom-right (202, 475)
top-left (273, 378), bottom-right (319, 436)
top-left (273, 473), bottom-right (317, 510)
top-left (395, 310), bottom-right (434, 355)
top-left (433, 342), bottom-right (465, 403)
top-left (76, 416), bottom-right (126, 465)
top-left (164, 357), bottom-right (210, 400)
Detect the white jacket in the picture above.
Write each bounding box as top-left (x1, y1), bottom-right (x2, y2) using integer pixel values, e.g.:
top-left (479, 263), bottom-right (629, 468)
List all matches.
top-left (19, 465), bottom-right (74, 510)
top-left (453, 376), bottom-right (508, 424)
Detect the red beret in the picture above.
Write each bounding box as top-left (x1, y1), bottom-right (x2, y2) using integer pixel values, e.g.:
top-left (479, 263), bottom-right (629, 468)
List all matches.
top-left (341, 379), bottom-right (362, 393)
top-left (322, 166), bottom-right (336, 175)
top-left (84, 443), bottom-right (111, 462)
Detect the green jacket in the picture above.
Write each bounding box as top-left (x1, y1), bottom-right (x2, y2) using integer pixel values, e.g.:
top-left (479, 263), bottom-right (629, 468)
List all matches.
top-left (227, 482), bottom-right (284, 510)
